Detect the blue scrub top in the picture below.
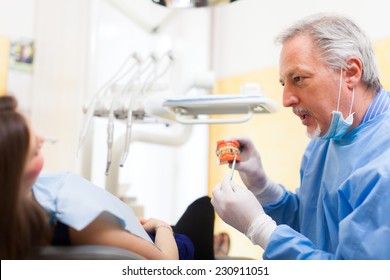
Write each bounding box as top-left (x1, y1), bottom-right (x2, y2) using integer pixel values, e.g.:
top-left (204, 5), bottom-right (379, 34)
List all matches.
top-left (263, 89), bottom-right (390, 259)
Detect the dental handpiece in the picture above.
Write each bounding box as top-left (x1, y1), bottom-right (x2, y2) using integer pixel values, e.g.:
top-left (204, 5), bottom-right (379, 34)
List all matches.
top-left (105, 88), bottom-right (117, 175)
top-left (118, 74), bottom-right (139, 168)
top-left (119, 112), bottom-right (133, 167)
top-left (105, 119), bottom-right (114, 176)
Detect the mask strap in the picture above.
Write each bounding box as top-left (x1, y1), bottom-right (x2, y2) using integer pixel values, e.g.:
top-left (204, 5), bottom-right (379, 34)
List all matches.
top-left (349, 88), bottom-right (355, 115)
top-left (336, 67), bottom-right (343, 111)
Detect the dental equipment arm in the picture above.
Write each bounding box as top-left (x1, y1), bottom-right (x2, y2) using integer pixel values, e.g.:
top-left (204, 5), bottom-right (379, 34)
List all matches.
top-left (148, 94), bottom-right (278, 125)
top-left (105, 123), bottom-right (192, 195)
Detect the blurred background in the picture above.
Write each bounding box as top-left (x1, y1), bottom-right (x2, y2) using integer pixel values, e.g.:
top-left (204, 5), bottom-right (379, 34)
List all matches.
top-left (1, 0), bottom-right (389, 259)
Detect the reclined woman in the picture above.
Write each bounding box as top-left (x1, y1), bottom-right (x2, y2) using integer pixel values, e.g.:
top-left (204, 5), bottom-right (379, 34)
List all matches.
top-left (0, 95), bottom-right (215, 260)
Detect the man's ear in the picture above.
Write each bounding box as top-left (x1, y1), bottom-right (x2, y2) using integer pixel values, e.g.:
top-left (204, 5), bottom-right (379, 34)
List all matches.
top-left (345, 56), bottom-right (363, 89)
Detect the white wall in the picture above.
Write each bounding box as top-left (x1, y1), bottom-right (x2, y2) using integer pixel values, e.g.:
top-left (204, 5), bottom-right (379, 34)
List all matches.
top-left (213, 0), bottom-right (390, 78)
top-left (0, 0), bottom-right (36, 113)
top-left (30, 0), bottom-right (90, 175)
top-left (1, 0), bottom-right (90, 174)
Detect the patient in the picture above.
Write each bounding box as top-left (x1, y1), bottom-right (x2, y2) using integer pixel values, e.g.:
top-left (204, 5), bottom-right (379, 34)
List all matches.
top-left (0, 95), bottom-right (215, 260)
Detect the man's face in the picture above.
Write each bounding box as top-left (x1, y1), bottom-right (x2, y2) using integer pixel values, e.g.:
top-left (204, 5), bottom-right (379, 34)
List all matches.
top-left (278, 34), bottom-right (342, 138)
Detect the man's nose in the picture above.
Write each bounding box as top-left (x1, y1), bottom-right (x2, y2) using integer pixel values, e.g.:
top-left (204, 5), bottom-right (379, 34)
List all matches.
top-left (282, 86), bottom-right (299, 107)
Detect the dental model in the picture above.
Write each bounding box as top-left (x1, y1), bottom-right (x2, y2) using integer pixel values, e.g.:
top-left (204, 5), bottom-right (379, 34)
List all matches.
top-left (216, 139), bottom-right (241, 165)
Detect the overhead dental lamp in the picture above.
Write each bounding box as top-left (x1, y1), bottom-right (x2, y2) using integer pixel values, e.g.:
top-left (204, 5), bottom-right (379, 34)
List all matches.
top-left (151, 0), bottom-right (239, 8)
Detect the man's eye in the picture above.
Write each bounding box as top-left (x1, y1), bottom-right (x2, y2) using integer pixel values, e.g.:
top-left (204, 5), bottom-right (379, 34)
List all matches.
top-left (293, 76), bottom-right (301, 83)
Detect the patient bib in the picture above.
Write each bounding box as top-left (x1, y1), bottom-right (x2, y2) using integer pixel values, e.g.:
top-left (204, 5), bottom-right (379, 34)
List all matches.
top-left (32, 172), bottom-right (152, 243)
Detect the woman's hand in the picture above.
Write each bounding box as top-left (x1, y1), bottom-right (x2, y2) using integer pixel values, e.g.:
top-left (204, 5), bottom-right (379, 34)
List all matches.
top-left (139, 217), bottom-right (178, 259)
top-left (139, 218), bottom-right (172, 234)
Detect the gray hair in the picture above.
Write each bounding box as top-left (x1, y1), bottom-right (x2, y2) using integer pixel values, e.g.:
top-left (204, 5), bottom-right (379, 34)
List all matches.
top-left (275, 13), bottom-right (381, 91)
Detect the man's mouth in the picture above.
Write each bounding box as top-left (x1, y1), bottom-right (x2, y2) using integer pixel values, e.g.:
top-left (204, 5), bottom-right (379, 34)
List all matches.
top-left (293, 108), bottom-right (311, 125)
top-left (299, 113), bottom-right (307, 120)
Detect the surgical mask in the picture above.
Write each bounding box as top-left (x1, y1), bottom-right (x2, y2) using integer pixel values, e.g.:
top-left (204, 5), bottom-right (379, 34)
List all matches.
top-left (321, 68), bottom-right (355, 140)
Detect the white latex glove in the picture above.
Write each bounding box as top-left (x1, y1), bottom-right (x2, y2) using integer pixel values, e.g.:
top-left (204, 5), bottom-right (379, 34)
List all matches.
top-left (211, 176), bottom-right (277, 249)
top-left (232, 137), bottom-right (283, 205)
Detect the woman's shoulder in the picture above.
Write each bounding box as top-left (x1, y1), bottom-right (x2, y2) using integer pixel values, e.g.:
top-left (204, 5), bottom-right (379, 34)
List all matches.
top-left (32, 172), bottom-right (73, 213)
top-left (33, 172), bottom-right (152, 242)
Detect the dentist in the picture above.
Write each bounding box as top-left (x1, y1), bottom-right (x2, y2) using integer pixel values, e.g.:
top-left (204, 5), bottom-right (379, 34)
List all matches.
top-left (211, 13), bottom-right (390, 259)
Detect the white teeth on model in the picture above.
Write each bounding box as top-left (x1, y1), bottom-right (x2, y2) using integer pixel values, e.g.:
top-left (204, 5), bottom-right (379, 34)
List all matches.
top-left (216, 145), bottom-right (240, 156)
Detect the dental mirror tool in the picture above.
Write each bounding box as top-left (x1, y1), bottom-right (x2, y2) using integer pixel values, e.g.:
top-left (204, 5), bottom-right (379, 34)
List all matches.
top-left (229, 154), bottom-right (237, 181)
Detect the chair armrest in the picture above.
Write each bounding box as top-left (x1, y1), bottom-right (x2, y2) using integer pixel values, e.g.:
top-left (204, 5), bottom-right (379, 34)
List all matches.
top-left (33, 245), bottom-right (146, 260)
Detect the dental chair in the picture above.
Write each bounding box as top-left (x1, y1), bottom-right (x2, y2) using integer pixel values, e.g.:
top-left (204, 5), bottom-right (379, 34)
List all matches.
top-left (33, 245), bottom-right (252, 260)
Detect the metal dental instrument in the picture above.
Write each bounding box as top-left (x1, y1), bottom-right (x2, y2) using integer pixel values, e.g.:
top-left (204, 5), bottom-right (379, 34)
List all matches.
top-left (105, 87), bottom-right (116, 175)
top-left (230, 154), bottom-right (237, 181)
top-left (105, 66), bottom-right (140, 174)
top-left (118, 57), bottom-right (155, 167)
top-left (102, 56), bottom-right (142, 175)
top-left (119, 51), bottom-right (174, 168)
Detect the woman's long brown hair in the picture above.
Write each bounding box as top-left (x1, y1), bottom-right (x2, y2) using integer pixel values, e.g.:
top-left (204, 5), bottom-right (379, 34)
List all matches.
top-left (0, 95), bottom-right (49, 259)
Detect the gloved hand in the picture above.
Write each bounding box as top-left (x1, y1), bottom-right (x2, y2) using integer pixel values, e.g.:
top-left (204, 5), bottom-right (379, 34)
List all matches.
top-left (233, 137), bottom-right (283, 205)
top-left (211, 176), bottom-right (277, 249)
